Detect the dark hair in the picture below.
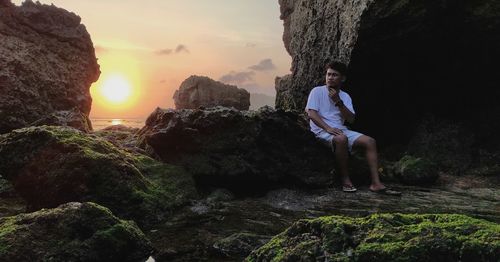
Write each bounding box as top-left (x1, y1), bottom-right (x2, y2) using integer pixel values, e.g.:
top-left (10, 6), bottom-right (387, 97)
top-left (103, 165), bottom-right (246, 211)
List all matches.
top-left (325, 61), bottom-right (348, 76)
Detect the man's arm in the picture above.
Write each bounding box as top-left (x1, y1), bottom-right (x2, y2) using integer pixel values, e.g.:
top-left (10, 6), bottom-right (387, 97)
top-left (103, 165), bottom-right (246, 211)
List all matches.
top-left (336, 101), bottom-right (355, 124)
top-left (307, 109), bottom-right (343, 136)
top-left (328, 88), bottom-right (355, 124)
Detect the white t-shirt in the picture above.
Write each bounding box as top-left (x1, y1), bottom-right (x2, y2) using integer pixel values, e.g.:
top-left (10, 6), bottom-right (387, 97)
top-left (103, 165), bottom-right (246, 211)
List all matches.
top-left (305, 85), bottom-right (355, 135)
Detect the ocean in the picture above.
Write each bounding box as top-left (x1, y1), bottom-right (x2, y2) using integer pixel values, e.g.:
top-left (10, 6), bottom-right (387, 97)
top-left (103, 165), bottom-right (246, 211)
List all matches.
top-left (91, 118), bottom-right (146, 130)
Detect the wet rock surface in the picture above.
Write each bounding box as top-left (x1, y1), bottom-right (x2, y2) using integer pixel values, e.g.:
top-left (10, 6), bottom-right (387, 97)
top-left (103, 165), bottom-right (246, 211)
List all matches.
top-left (0, 0), bottom-right (99, 134)
top-left (0, 202), bottom-right (152, 262)
top-left (174, 75), bottom-right (250, 110)
top-left (147, 178), bottom-right (500, 261)
top-left (138, 106), bottom-right (334, 191)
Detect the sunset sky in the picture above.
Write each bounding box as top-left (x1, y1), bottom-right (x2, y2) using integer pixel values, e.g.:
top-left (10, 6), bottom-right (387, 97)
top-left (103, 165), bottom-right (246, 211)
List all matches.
top-left (12, 0), bottom-right (291, 118)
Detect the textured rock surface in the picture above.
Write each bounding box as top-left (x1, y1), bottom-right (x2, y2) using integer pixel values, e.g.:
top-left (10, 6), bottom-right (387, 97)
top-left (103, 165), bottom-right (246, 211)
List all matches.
top-left (0, 202), bottom-right (152, 262)
top-left (30, 108), bottom-right (93, 132)
top-left (213, 233), bottom-right (271, 259)
top-left (138, 106), bottom-right (334, 191)
top-left (0, 126), bottom-right (197, 226)
top-left (393, 155), bottom-right (439, 185)
top-left (150, 180), bottom-right (500, 261)
top-left (247, 213), bottom-right (500, 261)
top-left (0, 0), bottom-right (99, 133)
top-left (174, 75), bottom-right (250, 110)
top-left (276, 0), bottom-right (500, 148)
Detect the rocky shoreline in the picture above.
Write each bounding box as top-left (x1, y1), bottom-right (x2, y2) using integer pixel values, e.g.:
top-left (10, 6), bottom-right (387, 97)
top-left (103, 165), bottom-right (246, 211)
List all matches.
top-left (0, 0), bottom-right (499, 261)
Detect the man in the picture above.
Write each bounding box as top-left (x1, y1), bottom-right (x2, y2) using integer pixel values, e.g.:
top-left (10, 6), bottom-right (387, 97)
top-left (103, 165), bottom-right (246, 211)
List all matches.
top-left (305, 61), bottom-right (400, 195)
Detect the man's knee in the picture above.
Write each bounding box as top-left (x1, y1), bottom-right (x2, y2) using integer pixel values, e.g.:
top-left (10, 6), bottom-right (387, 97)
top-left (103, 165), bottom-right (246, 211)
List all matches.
top-left (332, 134), bottom-right (348, 145)
top-left (364, 136), bottom-right (377, 149)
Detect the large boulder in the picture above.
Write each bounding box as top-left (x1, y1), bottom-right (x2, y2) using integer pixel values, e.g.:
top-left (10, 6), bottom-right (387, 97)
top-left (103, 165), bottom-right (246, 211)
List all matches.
top-left (173, 75), bottom-right (250, 110)
top-left (0, 202), bottom-right (152, 261)
top-left (0, 0), bottom-right (99, 133)
top-left (247, 213), bottom-right (500, 261)
top-left (276, 0), bottom-right (500, 148)
top-left (0, 126), bottom-right (197, 226)
top-left (138, 106), bottom-right (334, 191)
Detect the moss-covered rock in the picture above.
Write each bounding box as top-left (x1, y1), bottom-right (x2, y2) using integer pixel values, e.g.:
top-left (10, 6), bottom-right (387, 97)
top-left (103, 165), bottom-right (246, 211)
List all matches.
top-left (247, 213), bottom-right (500, 262)
top-left (0, 126), bottom-right (197, 226)
top-left (393, 155), bottom-right (439, 185)
top-left (0, 202), bottom-right (152, 261)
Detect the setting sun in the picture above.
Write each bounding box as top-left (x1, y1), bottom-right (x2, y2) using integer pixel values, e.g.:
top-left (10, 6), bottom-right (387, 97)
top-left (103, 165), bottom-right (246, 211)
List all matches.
top-left (100, 75), bottom-right (131, 104)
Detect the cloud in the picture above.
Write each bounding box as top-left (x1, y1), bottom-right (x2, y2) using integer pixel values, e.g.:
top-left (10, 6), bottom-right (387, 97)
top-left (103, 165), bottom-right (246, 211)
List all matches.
top-left (156, 49), bottom-right (173, 55)
top-left (156, 44), bottom-right (190, 55)
top-left (248, 59), bottom-right (276, 71)
top-left (175, 44), bottom-right (189, 53)
top-left (219, 71), bottom-right (255, 85)
top-left (246, 42), bottom-right (257, 48)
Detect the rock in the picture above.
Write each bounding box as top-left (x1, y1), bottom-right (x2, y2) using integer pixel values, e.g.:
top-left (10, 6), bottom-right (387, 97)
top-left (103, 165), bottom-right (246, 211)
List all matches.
top-left (276, 0), bottom-right (500, 149)
top-left (393, 155), bottom-right (439, 185)
top-left (173, 75), bottom-right (250, 110)
top-left (30, 108), bottom-right (93, 132)
top-left (0, 126), bottom-right (197, 226)
top-left (213, 232), bottom-right (271, 259)
top-left (247, 213), bottom-right (500, 261)
top-left (0, 0), bottom-right (100, 134)
top-left (0, 202), bottom-right (152, 262)
top-left (407, 119), bottom-right (475, 174)
top-left (138, 106), bottom-right (334, 191)
top-left (93, 124), bottom-right (142, 152)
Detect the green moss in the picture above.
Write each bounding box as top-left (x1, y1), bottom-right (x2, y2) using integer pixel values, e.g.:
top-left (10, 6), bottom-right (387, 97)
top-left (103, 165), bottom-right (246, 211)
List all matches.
top-left (0, 202), bottom-right (152, 261)
top-left (0, 126), bottom-right (197, 227)
top-left (247, 213), bottom-right (500, 262)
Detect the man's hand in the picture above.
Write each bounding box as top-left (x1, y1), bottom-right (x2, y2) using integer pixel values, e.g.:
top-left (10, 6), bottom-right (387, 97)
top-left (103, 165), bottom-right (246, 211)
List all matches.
top-left (326, 127), bottom-right (343, 136)
top-left (328, 87), bottom-right (341, 103)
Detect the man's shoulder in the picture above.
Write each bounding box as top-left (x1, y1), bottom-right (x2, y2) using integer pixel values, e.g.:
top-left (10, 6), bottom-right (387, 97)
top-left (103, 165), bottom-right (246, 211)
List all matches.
top-left (339, 89), bottom-right (352, 97)
top-left (310, 85), bottom-right (327, 93)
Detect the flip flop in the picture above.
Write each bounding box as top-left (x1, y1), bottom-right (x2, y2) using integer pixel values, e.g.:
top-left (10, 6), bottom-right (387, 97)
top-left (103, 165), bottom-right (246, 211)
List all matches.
top-left (342, 185), bottom-right (357, 192)
top-left (370, 188), bottom-right (401, 196)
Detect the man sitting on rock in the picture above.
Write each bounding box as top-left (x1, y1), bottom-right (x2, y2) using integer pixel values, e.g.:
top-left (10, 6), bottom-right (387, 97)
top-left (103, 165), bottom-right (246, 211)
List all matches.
top-left (305, 61), bottom-right (400, 195)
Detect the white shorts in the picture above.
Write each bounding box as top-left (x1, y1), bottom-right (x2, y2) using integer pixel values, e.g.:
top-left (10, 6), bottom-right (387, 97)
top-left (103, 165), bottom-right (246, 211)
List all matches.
top-left (316, 129), bottom-right (363, 152)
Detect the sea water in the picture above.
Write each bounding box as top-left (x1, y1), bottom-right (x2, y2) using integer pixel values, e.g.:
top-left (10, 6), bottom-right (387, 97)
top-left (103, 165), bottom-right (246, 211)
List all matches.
top-left (91, 118), bottom-right (146, 130)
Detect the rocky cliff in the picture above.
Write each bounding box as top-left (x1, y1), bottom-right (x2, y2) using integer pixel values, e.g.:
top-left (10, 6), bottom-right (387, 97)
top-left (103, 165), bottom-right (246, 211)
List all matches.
top-left (174, 75), bottom-right (250, 110)
top-left (0, 0), bottom-right (99, 133)
top-left (276, 0), bottom-right (500, 148)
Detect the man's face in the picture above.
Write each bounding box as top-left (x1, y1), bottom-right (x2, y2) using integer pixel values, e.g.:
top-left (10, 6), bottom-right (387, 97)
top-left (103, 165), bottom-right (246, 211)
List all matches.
top-left (325, 68), bottom-right (344, 88)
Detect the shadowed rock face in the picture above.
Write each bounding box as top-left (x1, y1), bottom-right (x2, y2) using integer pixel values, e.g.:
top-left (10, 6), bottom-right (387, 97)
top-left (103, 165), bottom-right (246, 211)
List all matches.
top-left (174, 75), bottom-right (250, 110)
top-left (138, 106), bottom-right (334, 192)
top-left (0, 0), bottom-right (99, 133)
top-left (276, 0), bottom-right (500, 147)
top-left (0, 202), bottom-right (152, 262)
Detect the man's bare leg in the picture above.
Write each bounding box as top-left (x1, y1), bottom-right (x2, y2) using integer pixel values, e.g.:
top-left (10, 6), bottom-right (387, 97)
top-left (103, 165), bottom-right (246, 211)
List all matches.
top-left (352, 135), bottom-right (386, 191)
top-left (332, 134), bottom-right (353, 187)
